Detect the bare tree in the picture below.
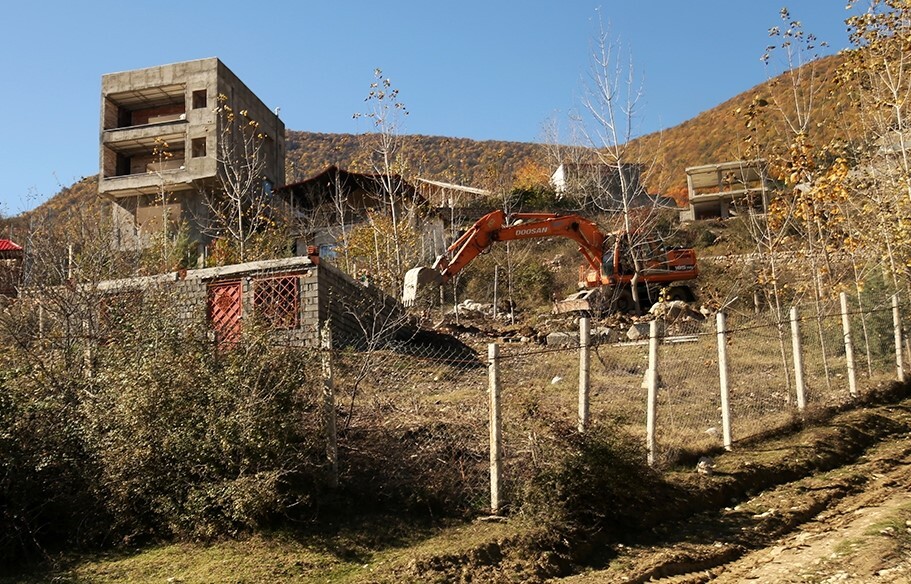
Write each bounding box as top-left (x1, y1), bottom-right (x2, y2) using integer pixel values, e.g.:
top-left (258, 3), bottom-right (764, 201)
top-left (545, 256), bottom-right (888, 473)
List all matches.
top-left (200, 94), bottom-right (284, 263)
top-left (353, 69), bottom-right (420, 285)
top-left (843, 0), bottom-right (911, 292)
top-left (573, 13), bottom-right (665, 312)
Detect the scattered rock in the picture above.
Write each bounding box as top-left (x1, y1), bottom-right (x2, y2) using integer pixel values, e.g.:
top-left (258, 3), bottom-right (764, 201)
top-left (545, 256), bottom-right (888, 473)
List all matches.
top-left (650, 300), bottom-right (705, 322)
top-left (627, 322), bottom-right (651, 341)
top-left (546, 331), bottom-right (578, 347)
top-left (697, 456), bottom-right (716, 475)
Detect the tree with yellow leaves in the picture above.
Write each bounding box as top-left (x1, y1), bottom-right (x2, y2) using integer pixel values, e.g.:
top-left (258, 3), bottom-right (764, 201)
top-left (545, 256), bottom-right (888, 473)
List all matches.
top-left (199, 94), bottom-right (290, 264)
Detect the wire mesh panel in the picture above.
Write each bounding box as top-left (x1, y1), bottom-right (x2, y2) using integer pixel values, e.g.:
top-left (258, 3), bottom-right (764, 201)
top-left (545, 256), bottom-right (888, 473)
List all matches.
top-left (496, 343), bottom-right (584, 509)
top-left (725, 310), bottom-right (797, 443)
top-left (253, 275), bottom-right (299, 329)
top-left (332, 339), bottom-right (490, 511)
top-left (799, 301), bottom-right (853, 405)
top-left (589, 337), bottom-right (650, 440)
top-left (849, 296), bottom-right (898, 385)
top-left (653, 318), bottom-right (721, 465)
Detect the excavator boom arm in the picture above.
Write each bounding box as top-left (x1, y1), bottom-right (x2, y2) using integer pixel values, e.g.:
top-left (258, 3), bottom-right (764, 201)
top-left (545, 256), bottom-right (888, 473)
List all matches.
top-left (435, 210), bottom-right (607, 281)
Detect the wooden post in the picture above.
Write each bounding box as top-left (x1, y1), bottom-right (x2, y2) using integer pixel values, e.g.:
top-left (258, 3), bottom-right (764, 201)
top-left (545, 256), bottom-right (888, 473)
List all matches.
top-left (488, 343), bottom-right (502, 515)
top-left (716, 312), bottom-right (732, 450)
top-left (646, 319), bottom-right (659, 466)
top-left (840, 292), bottom-right (858, 398)
top-left (578, 316), bottom-right (591, 433)
top-left (893, 294), bottom-right (905, 383)
top-left (321, 321), bottom-right (338, 488)
top-left (790, 306), bottom-right (807, 411)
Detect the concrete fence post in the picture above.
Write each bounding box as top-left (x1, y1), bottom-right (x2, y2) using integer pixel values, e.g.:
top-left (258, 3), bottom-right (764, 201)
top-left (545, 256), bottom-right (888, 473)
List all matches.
top-left (578, 316), bottom-right (591, 433)
top-left (840, 292), bottom-right (858, 398)
top-left (716, 312), bottom-right (732, 450)
top-left (646, 319), bottom-right (659, 466)
top-left (488, 343), bottom-right (502, 515)
top-left (790, 306), bottom-right (807, 411)
top-left (893, 294), bottom-right (905, 383)
top-left (320, 321), bottom-right (339, 488)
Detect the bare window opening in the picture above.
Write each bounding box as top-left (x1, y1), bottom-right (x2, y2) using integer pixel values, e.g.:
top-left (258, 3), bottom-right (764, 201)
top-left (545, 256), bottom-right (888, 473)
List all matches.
top-left (192, 137), bottom-right (207, 158)
top-left (192, 89), bottom-right (207, 109)
top-left (254, 276), bottom-right (299, 329)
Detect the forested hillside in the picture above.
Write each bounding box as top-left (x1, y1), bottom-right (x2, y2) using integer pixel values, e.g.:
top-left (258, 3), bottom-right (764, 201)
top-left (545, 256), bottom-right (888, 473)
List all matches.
top-left (284, 131), bottom-right (550, 190)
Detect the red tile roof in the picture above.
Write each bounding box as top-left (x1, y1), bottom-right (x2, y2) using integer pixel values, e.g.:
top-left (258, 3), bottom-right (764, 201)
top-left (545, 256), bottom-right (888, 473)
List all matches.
top-left (0, 240), bottom-right (22, 252)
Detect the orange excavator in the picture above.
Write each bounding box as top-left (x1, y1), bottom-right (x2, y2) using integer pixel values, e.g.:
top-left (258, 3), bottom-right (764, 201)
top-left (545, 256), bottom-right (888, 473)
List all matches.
top-left (402, 209), bottom-right (699, 313)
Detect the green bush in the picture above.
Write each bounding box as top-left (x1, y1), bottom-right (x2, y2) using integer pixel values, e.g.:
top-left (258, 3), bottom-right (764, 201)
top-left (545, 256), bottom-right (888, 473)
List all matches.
top-left (0, 291), bottom-right (330, 566)
top-left (84, 313), bottom-right (324, 540)
top-left (517, 420), bottom-right (666, 536)
top-left (514, 261), bottom-right (556, 305)
top-left (0, 367), bottom-right (105, 568)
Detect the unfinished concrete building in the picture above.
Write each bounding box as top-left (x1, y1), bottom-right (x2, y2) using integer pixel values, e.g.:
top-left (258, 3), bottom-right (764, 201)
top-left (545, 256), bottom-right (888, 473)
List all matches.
top-left (99, 58), bottom-right (285, 253)
top-left (680, 160), bottom-right (773, 221)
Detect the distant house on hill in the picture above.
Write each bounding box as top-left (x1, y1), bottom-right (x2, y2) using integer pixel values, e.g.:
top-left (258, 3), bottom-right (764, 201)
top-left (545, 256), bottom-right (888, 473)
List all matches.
top-left (415, 178), bottom-right (495, 234)
top-left (550, 162), bottom-right (652, 210)
top-left (0, 239), bottom-right (23, 297)
top-left (680, 159), bottom-right (774, 221)
top-left (415, 178), bottom-right (491, 208)
top-left (277, 165), bottom-right (445, 259)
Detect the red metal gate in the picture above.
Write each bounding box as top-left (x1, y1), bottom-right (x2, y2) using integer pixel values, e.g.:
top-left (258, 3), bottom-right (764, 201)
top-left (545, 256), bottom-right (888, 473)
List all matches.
top-left (208, 280), bottom-right (243, 346)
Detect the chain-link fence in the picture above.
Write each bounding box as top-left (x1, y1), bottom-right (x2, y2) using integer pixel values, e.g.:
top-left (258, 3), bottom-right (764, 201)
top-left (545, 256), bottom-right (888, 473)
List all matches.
top-left (328, 291), bottom-right (910, 514)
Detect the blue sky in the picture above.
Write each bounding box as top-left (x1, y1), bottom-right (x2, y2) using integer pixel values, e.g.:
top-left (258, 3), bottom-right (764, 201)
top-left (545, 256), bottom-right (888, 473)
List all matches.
top-left (0, 2), bottom-right (855, 215)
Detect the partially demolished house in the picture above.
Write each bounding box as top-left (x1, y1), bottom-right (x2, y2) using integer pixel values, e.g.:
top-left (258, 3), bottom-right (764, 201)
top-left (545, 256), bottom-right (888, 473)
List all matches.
top-left (278, 165), bottom-right (446, 262)
top-left (550, 162), bottom-right (651, 209)
top-left (680, 160), bottom-right (774, 221)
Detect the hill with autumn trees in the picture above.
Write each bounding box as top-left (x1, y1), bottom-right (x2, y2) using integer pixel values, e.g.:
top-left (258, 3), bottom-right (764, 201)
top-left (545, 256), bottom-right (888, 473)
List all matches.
top-left (13, 50), bottom-right (859, 233)
top-left (284, 53), bottom-right (857, 205)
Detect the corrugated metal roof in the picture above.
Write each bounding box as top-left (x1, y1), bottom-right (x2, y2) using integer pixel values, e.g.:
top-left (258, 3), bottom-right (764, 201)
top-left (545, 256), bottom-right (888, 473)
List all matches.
top-left (0, 240), bottom-right (22, 252)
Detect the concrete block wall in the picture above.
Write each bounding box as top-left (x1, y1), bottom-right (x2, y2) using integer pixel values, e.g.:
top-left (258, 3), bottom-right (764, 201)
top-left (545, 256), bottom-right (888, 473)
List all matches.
top-left (86, 256), bottom-right (405, 349)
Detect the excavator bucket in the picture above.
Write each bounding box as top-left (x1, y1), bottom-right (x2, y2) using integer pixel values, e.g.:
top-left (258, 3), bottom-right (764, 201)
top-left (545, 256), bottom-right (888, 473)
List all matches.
top-left (402, 267), bottom-right (443, 306)
top-left (554, 289), bottom-right (601, 314)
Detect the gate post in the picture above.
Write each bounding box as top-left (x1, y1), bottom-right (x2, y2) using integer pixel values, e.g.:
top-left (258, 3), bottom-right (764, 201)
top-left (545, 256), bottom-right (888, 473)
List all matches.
top-left (646, 320), bottom-right (659, 466)
top-left (790, 306), bottom-right (807, 411)
top-left (893, 294), bottom-right (905, 382)
top-left (840, 292), bottom-right (858, 398)
top-left (716, 312), bottom-right (732, 450)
